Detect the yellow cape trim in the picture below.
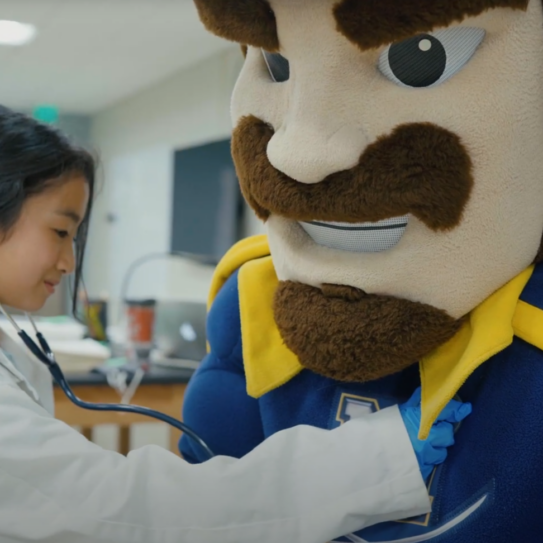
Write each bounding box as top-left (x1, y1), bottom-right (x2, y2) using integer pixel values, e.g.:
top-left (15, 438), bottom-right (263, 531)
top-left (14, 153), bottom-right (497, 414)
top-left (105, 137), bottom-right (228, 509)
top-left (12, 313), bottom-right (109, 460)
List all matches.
top-left (418, 265), bottom-right (534, 439)
top-left (207, 235), bottom-right (271, 312)
top-left (208, 236), bottom-right (301, 396)
top-left (239, 257), bottom-right (303, 397)
top-left (209, 237), bottom-right (540, 438)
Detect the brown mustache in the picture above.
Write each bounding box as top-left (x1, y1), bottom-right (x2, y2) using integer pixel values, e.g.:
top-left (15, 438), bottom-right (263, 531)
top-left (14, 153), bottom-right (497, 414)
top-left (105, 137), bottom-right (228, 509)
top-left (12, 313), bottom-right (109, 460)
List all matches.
top-left (232, 116), bottom-right (473, 231)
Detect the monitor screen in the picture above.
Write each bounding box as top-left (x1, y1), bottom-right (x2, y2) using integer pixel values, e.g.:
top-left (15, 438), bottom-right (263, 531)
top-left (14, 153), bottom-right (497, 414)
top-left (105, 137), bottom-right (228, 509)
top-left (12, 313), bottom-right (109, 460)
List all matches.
top-left (171, 139), bottom-right (243, 263)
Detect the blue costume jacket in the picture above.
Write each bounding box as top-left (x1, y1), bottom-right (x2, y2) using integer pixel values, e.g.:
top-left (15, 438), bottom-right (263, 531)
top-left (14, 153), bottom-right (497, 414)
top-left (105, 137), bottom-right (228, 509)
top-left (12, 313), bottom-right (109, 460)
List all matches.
top-left (180, 256), bottom-right (543, 543)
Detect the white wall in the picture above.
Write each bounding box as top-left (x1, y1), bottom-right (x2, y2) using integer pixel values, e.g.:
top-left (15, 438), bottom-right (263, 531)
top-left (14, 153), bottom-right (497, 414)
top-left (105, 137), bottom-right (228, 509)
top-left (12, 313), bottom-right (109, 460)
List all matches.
top-left (87, 46), bottom-right (264, 323)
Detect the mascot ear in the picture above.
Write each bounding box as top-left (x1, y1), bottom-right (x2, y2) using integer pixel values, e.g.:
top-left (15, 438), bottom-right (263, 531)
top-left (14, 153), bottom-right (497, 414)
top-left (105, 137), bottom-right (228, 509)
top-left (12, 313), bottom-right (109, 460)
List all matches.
top-left (194, 0), bottom-right (279, 51)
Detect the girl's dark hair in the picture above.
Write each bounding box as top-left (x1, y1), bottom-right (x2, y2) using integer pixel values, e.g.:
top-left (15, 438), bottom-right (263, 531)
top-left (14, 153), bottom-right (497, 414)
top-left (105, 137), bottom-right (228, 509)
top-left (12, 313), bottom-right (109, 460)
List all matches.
top-left (0, 106), bottom-right (96, 315)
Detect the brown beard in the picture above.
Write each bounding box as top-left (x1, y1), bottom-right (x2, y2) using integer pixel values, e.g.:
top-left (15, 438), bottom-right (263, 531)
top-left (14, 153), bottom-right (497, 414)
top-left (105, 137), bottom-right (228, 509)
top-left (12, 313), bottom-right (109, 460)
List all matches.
top-left (273, 281), bottom-right (463, 382)
top-left (232, 116), bottom-right (473, 232)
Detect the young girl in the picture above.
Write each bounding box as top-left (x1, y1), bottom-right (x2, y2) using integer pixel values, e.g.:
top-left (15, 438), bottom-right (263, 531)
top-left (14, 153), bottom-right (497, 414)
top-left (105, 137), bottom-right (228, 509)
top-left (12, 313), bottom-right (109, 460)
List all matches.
top-left (0, 107), bottom-right (470, 543)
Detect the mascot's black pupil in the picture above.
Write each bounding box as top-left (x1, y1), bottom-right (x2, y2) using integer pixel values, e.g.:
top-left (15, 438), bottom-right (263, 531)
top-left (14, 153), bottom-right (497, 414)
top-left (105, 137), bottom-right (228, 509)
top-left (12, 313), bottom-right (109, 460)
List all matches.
top-left (388, 34), bottom-right (446, 87)
top-left (263, 51), bottom-right (290, 83)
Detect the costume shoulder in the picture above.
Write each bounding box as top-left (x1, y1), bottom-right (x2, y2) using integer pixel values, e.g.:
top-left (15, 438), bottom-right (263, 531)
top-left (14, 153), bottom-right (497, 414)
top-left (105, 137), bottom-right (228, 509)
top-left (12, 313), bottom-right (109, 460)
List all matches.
top-left (205, 234), bottom-right (271, 363)
top-left (211, 235), bottom-right (304, 399)
top-left (205, 269), bottom-right (242, 365)
top-left (179, 239), bottom-right (273, 462)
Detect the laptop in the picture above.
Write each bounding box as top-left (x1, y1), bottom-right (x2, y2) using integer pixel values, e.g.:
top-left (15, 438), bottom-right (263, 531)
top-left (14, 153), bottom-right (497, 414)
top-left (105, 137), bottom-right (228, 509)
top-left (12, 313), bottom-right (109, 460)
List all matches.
top-left (151, 301), bottom-right (207, 369)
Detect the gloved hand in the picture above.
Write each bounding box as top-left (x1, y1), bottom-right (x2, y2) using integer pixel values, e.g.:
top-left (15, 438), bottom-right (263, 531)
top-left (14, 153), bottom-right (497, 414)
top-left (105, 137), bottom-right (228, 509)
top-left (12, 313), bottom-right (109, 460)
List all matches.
top-left (399, 387), bottom-right (472, 481)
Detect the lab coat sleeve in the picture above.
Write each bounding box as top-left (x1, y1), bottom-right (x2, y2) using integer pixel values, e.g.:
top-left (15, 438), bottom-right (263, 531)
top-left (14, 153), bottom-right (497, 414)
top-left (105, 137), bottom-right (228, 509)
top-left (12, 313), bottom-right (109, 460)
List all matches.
top-left (0, 380), bottom-right (430, 543)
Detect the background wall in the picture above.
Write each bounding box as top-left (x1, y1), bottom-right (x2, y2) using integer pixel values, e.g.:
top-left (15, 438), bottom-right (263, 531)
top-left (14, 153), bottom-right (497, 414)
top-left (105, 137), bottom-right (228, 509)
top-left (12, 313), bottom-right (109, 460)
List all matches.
top-left (86, 45), bottom-right (264, 324)
top-left (58, 115), bottom-right (92, 148)
top-left (82, 45), bottom-right (267, 452)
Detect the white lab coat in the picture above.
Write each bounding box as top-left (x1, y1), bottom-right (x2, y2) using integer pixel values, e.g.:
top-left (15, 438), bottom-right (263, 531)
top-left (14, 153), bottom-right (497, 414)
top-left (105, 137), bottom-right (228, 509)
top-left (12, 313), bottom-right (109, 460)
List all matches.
top-left (0, 347), bottom-right (430, 543)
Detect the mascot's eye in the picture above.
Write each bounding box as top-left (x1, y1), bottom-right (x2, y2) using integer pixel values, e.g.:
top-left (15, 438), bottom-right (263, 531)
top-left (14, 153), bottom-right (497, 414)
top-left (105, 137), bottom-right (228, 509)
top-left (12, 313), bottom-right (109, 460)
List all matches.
top-left (378, 27), bottom-right (485, 88)
top-left (262, 50), bottom-right (290, 83)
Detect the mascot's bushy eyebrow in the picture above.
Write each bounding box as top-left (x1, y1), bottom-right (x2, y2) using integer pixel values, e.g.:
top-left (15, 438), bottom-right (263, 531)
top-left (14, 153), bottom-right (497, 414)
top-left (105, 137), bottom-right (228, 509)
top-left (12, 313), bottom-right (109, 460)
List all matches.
top-left (193, 0), bottom-right (279, 51)
top-left (335, 0), bottom-right (529, 50)
top-left (194, 0), bottom-right (529, 51)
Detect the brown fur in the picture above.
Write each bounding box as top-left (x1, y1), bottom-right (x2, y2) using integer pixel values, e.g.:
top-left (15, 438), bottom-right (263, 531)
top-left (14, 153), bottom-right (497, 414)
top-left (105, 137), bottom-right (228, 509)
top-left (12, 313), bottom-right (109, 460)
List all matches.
top-left (193, 0), bottom-right (279, 51)
top-left (274, 281), bottom-right (463, 382)
top-left (232, 116), bottom-right (473, 231)
top-left (334, 0), bottom-right (529, 51)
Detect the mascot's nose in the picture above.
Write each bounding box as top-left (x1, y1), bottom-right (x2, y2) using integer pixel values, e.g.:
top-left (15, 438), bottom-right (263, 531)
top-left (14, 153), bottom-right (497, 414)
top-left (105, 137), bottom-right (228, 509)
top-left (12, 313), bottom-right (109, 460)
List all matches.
top-left (266, 120), bottom-right (367, 184)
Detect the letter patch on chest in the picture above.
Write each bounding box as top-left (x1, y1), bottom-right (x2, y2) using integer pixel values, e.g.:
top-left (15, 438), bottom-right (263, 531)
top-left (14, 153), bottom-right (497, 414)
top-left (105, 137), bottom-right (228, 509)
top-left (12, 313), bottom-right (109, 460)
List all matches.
top-left (329, 388), bottom-right (490, 543)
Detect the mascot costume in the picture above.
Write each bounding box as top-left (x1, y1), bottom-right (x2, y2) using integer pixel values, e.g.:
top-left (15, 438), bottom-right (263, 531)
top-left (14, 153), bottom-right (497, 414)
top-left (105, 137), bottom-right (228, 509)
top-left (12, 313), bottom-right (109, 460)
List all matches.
top-left (180, 0), bottom-right (543, 540)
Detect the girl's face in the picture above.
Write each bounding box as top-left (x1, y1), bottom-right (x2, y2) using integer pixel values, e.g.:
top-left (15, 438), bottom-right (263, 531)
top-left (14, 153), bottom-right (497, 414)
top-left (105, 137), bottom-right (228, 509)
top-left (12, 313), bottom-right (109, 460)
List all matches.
top-left (0, 173), bottom-right (89, 312)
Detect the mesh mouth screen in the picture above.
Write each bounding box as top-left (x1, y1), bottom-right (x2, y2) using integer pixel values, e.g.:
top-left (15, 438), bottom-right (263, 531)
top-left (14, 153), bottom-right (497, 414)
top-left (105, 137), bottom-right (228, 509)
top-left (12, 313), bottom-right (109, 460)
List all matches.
top-left (300, 216), bottom-right (408, 253)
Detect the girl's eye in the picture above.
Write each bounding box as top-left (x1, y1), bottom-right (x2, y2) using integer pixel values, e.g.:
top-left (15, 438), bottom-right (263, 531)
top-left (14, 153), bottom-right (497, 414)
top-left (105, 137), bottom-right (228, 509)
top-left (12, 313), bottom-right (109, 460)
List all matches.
top-left (55, 230), bottom-right (69, 239)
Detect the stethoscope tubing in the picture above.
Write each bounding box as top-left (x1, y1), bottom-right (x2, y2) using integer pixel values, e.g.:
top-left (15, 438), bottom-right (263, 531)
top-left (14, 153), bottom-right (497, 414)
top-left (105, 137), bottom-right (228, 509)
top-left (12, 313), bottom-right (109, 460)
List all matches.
top-left (0, 306), bottom-right (214, 459)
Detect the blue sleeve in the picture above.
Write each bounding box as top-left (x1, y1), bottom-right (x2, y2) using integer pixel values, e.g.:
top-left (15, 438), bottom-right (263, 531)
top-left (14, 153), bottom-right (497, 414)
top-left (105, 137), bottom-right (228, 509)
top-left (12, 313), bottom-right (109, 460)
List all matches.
top-left (179, 270), bottom-right (265, 463)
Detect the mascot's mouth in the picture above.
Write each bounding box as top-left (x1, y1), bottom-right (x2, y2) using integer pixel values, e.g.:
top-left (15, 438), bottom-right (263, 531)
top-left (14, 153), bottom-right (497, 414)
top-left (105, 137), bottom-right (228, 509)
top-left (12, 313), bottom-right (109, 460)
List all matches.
top-left (299, 215), bottom-right (409, 253)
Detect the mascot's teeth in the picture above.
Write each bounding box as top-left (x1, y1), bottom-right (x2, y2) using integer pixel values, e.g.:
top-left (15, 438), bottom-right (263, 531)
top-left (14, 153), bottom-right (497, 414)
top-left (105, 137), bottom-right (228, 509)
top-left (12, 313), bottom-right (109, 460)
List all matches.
top-left (299, 216), bottom-right (409, 253)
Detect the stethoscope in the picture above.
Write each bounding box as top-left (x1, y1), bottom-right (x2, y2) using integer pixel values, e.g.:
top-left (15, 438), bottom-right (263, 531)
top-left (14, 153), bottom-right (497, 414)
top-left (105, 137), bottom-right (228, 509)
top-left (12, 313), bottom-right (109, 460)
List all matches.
top-left (0, 306), bottom-right (214, 460)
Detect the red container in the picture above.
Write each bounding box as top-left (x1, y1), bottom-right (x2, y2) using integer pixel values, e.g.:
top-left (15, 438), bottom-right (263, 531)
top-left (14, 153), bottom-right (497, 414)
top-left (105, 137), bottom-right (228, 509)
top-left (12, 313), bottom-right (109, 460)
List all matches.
top-left (126, 299), bottom-right (156, 354)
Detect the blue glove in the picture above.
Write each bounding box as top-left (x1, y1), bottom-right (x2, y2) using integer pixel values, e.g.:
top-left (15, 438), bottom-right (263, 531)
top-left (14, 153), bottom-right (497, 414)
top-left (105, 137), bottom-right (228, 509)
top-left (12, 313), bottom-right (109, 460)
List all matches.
top-left (399, 387), bottom-right (472, 481)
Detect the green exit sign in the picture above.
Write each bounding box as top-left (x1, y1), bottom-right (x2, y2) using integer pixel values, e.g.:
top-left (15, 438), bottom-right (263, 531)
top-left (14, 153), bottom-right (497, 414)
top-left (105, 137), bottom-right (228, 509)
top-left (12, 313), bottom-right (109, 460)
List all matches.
top-left (33, 105), bottom-right (59, 124)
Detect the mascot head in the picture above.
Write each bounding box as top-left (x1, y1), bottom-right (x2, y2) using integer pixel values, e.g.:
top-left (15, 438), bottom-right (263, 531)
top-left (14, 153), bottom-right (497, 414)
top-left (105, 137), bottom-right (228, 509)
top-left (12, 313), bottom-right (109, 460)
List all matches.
top-left (194, 0), bottom-right (543, 382)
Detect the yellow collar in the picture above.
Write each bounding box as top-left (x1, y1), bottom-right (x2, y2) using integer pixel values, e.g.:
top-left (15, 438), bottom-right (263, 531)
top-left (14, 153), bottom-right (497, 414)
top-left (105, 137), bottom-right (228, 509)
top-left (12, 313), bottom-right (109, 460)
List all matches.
top-left (418, 265), bottom-right (535, 438)
top-left (211, 236), bottom-right (541, 438)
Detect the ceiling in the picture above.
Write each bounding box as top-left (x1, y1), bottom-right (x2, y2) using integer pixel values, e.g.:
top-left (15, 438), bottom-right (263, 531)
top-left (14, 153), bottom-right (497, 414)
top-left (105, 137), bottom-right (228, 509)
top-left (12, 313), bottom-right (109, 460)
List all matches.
top-left (0, 0), bottom-right (234, 114)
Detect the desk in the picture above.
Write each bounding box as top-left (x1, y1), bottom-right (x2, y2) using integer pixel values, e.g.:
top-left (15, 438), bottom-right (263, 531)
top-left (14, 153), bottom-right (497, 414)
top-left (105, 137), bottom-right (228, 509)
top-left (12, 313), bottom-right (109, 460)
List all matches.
top-left (54, 366), bottom-right (195, 455)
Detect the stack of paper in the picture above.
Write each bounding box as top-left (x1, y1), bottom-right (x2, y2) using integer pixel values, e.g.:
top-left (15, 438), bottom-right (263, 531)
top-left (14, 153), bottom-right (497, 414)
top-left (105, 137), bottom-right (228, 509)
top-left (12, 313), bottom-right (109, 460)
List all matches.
top-left (0, 317), bottom-right (111, 374)
top-left (48, 338), bottom-right (111, 373)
